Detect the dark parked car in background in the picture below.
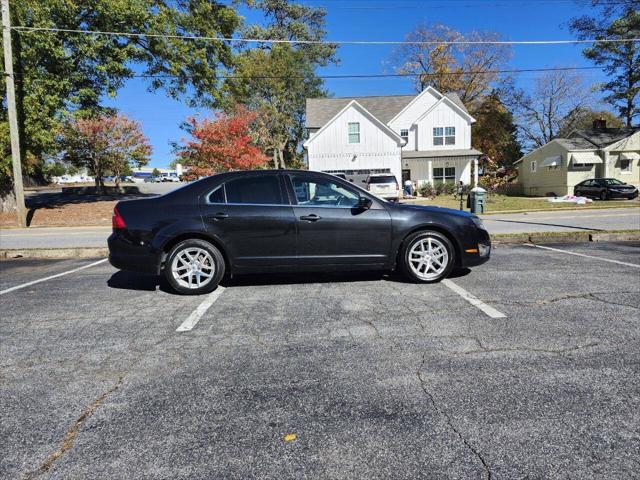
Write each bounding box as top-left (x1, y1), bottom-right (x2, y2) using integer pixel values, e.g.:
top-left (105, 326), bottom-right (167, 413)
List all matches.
top-left (109, 170), bottom-right (491, 294)
top-left (574, 178), bottom-right (639, 200)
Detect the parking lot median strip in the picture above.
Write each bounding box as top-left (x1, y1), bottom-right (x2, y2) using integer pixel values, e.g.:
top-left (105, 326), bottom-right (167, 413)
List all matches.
top-left (525, 244), bottom-right (640, 268)
top-left (441, 279), bottom-right (506, 319)
top-left (0, 258), bottom-right (108, 296)
top-left (176, 286), bottom-right (226, 332)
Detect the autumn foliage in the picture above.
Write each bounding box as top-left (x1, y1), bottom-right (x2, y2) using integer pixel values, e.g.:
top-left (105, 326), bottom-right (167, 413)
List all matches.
top-left (177, 107), bottom-right (268, 179)
top-left (59, 113), bottom-right (151, 187)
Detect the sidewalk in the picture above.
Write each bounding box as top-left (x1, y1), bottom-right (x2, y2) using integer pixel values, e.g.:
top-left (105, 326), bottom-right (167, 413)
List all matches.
top-left (0, 207), bottom-right (638, 250)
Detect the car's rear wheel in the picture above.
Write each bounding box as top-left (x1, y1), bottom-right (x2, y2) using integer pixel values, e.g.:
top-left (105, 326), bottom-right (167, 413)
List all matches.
top-left (599, 190), bottom-right (608, 201)
top-left (401, 231), bottom-right (455, 283)
top-left (164, 239), bottom-right (225, 295)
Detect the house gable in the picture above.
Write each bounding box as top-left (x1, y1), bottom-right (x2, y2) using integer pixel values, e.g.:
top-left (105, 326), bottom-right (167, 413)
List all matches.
top-left (415, 99), bottom-right (473, 150)
top-left (387, 86), bottom-right (442, 128)
top-left (304, 100), bottom-right (404, 149)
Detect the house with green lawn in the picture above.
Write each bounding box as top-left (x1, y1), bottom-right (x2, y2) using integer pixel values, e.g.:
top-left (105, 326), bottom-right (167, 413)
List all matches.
top-left (515, 122), bottom-right (640, 196)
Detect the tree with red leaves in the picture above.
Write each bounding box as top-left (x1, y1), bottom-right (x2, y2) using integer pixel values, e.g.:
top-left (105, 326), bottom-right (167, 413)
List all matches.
top-left (59, 113), bottom-right (151, 188)
top-left (177, 107), bottom-right (268, 179)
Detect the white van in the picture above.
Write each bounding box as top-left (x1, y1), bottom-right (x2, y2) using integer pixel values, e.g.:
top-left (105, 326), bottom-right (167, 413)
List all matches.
top-left (364, 174), bottom-right (400, 201)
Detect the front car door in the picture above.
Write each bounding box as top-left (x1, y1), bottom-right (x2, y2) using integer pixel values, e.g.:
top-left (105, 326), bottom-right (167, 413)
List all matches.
top-left (200, 173), bottom-right (297, 269)
top-left (286, 173), bottom-right (393, 268)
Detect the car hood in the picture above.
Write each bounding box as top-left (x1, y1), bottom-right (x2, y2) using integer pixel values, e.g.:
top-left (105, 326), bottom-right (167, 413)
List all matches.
top-left (395, 203), bottom-right (475, 218)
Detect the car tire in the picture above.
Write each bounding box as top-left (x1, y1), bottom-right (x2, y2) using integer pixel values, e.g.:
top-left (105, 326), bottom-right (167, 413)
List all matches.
top-left (401, 230), bottom-right (455, 283)
top-left (164, 239), bottom-right (225, 295)
top-left (599, 190), bottom-right (608, 201)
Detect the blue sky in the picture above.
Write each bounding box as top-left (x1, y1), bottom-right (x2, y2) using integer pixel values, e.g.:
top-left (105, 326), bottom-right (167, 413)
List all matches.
top-left (104, 0), bottom-right (604, 168)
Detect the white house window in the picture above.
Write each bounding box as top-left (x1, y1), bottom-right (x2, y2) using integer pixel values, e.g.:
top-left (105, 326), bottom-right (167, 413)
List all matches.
top-left (531, 160), bottom-right (537, 173)
top-left (348, 122), bottom-right (360, 144)
top-left (433, 127), bottom-right (444, 146)
top-left (620, 159), bottom-right (632, 173)
top-left (433, 127), bottom-right (455, 146)
top-left (433, 167), bottom-right (456, 183)
top-left (400, 129), bottom-right (409, 140)
top-left (445, 127), bottom-right (456, 145)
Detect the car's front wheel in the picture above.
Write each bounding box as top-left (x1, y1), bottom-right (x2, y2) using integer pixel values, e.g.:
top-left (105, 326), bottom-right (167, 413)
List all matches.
top-left (164, 239), bottom-right (225, 295)
top-left (401, 231), bottom-right (455, 283)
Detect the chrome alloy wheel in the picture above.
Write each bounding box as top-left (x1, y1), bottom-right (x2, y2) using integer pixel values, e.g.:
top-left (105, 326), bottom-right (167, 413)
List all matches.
top-left (408, 237), bottom-right (449, 281)
top-left (171, 247), bottom-right (215, 289)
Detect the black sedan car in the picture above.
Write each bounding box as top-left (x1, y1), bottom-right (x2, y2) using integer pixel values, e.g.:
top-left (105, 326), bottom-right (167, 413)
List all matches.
top-left (109, 170), bottom-right (491, 294)
top-left (574, 178), bottom-right (639, 200)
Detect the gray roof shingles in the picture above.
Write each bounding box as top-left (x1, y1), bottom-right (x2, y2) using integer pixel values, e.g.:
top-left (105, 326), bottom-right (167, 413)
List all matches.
top-left (402, 148), bottom-right (483, 159)
top-left (306, 92), bottom-right (470, 128)
top-left (568, 128), bottom-right (640, 148)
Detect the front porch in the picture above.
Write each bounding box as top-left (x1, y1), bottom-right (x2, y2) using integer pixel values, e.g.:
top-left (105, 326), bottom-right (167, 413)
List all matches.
top-left (401, 149), bottom-right (482, 187)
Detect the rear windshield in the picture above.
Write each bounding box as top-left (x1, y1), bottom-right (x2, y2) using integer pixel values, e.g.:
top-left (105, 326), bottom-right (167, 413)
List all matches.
top-left (368, 175), bottom-right (397, 184)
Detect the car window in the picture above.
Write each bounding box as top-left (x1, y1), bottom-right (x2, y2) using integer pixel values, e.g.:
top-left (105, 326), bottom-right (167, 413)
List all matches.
top-left (605, 178), bottom-right (624, 185)
top-left (368, 175), bottom-right (397, 185)
top-left (291, 175), bottom-right (360, 208)
top-left (582, 180), bottom-right (592, 186)
top-left (208, 185), bottom-right (225, 204)
top-left (225, 175), bottom-right (284, 205)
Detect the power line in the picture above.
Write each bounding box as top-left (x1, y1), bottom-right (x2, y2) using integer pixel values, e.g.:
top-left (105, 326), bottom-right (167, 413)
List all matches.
top-left (6, 65), bottom-right (603, 81)
top-left (11, 26), bottom-right (640, 46)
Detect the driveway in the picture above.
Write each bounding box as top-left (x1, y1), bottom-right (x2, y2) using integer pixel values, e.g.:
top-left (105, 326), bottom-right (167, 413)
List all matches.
top-left (1, 242), bottom-right (639, 478)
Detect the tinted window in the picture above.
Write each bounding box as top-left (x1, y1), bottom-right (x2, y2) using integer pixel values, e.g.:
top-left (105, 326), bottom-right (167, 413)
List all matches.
top-left (225, 175), bottom-right (284, 204)
top-left (605, 178), bottom-right (624, 185)
top-left (368, 175), bottom-right (397, 184)
top-left (291, 176), bottom-right (360, 207)
top-left (208, 185), bottom-right (225, 203)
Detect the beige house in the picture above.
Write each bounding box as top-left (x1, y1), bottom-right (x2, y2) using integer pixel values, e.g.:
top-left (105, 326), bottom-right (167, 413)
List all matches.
top-left (515, 125), bottom-right (640, 196)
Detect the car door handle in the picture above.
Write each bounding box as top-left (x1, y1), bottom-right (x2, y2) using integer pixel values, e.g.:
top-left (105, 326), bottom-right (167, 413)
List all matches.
top-left (300, 214), bottom-right (321, 222)
top-left (207, 212), bottom-right (229, 220)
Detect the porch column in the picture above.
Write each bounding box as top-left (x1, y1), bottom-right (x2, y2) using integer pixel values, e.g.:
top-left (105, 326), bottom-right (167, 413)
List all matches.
top-left (473, 157), bottom-right (479, 187)
top-left (427, 158), bottom-right (433, 185)
top-left (602, 151), bottom-right (609, 177)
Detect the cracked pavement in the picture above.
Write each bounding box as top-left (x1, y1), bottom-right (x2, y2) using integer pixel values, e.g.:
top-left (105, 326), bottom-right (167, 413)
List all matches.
top-left (1, 241), bottom-right (639, 478)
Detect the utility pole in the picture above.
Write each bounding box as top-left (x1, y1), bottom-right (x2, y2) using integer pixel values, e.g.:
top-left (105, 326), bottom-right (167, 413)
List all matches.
top-left (2, 0), bottom-right (26, 227)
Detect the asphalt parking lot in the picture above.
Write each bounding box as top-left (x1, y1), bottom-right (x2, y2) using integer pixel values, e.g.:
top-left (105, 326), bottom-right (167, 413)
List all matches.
top-left (1, 242), bottom-right (639, 479)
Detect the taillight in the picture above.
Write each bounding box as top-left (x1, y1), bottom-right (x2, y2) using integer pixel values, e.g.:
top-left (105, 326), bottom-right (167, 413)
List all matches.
top-left (112, 206), bottom-right (126, 230)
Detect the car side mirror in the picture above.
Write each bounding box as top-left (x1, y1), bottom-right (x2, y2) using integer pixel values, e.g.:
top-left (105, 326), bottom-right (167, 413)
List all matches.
top-left (357, 196), bottom-right (372, 210)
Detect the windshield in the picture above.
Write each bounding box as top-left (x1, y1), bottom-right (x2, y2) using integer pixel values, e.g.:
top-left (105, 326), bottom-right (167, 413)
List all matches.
top-left (604, 178), bottom-right (624, 185)
top-left (368, 175), bottom-right (397, 184)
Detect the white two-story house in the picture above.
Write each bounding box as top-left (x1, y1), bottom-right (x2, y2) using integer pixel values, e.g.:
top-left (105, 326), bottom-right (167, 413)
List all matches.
top-left (304, 86), bottom-right (482, 187)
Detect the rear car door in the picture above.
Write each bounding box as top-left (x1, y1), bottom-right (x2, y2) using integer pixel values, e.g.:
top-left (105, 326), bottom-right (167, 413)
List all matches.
top-left (200, 174), bottom-right (297, 268)
top-left (287, 173), bottom-right (392, 267)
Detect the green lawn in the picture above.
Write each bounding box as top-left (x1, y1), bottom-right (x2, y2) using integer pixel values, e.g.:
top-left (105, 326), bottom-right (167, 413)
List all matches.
top-left (402, 194), bottom-right (640, 213)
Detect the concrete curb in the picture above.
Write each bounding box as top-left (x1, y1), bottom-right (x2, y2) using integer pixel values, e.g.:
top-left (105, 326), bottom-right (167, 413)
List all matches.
top-left (1, 232), bottom-right (638, 258)
top-left (493, 232), bottom-right (640, 245)
top-left (0, 247), bottom-right (108, 259)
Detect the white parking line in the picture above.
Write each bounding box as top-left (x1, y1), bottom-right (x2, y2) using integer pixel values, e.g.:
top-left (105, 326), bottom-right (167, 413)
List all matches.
top-left (525, 244), bottom-right (640, 268)
top-left (176, 286), bottom-right (226, 332)
top-left (0, 258), bottom-right (108, 296)
top-left (442, 279), bottom-right (506, 319)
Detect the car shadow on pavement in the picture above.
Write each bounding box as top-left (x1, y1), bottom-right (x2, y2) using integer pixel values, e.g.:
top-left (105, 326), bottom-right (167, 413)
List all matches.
top-left (106, 268), bottom-right (471, 294)
top-left (107, 270), bottom-right (174, 294)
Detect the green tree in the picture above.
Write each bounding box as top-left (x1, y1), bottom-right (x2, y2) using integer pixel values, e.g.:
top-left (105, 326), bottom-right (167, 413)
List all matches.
top-left (557, 107), bottom-right (624, 137)
top-left (472, 91), bottom-right (522, 167)
top-left (225, 0), bottom-right (337, 167)
top-left (0, 0), bottom-right (241, 188)
top-left (225, 44), bottom-right (325, 168)
top-left (570, 4), bottom-right (640, 126)
top-left (152, 168), bottom-right (161, 177)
